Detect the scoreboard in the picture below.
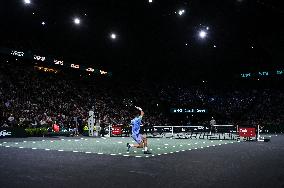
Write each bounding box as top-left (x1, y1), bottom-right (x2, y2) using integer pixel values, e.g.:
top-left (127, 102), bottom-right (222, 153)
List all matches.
top-left (170, 108), bottom-right (208, 113)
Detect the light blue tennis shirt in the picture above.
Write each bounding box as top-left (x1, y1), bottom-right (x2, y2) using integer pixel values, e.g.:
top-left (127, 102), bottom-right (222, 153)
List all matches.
top-left (131, 116), bottom-right (142, 135)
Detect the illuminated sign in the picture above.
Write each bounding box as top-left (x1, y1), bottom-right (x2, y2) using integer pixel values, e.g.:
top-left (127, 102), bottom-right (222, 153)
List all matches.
top-left (258, 72), bottom-right (269, 76)
top-left (100, 70), bottom-right (108, 75)
top-left (11, 50), bottom-right (24, 57)
top-left (33, 55), bottom-right (46, 61)
top-left (86, 68), bottom-right (95, 72)
top-left (71, 64), bottom-right (80, 69)
top-left (276, 70), bottom-right (283, 75)
top-left (241, 73), bottom-right (251, 78)
top-left (54, 59), bottom-right (64, 66)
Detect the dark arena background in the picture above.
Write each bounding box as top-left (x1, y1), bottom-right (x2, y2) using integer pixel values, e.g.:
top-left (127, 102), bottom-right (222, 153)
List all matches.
top-left (0, 0), bottom-right (284, 188)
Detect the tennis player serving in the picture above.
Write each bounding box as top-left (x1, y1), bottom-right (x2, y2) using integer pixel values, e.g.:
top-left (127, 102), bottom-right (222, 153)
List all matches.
top-left (127, 106), bottom-right (152, 154)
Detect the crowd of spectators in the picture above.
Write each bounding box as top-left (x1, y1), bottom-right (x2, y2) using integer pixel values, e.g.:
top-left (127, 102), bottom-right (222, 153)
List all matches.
top-left (1, 58), bottom-right (283, 133)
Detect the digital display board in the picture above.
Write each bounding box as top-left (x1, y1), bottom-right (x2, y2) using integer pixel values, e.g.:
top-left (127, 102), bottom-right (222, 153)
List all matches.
top-left (170, 108), bottom-right (208, 113)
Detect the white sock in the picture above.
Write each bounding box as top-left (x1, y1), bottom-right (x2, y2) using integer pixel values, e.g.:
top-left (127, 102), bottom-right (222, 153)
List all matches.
top-left (130, 144), bottom-right (134, 147)
top-left (144, 147), bottom-right (148, 151)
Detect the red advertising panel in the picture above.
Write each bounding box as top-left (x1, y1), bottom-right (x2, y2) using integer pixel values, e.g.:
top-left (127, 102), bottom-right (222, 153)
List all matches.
top-left (239, 127), bottom-right (256, 137)
top-left (112, 126), bottom-right (122, 135)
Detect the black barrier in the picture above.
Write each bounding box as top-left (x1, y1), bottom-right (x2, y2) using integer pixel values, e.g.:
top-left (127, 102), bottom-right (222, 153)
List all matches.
top-left (0, 127), bottom-right (27, 138)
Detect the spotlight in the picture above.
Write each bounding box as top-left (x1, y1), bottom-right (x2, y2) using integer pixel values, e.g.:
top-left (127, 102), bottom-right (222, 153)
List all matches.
top-left (110, 33), bottom-right (117, 39)
top-left (199, 30), bottom-right (207, 39)
top-left (74, 18), bottom-right (80, 25)
top-left (24, 0), bottom-right (31, 4)
top-left (178, 9), bottom-right (185, 16)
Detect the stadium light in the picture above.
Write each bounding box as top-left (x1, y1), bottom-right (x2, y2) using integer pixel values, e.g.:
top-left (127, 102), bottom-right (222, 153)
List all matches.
top-left (110, 33), bottom-right (117, 39)
top-left (149, 0), bottom-right (153, 3)
top-left (199, 30), bottom-right (207, 39)
top-left (74, 18), bottom-right (80, 25)
top-left (42, 22), bottom-right (45, 26)
top-left (24, 0), bottom-right (31, 4)
top-left (178, 9), bottom-right (185, 16)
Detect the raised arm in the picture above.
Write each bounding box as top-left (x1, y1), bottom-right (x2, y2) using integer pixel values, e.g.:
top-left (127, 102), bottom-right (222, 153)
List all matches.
top-left (135, 106), bottom-right (144, 118)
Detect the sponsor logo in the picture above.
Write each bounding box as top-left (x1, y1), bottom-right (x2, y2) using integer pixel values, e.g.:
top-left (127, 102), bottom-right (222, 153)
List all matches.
top-left (0, 130), bottom-right (12, 137)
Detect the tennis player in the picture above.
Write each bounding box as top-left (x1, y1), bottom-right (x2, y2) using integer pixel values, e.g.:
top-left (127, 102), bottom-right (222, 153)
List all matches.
top-left (127, 106), bottom-right (151, 154)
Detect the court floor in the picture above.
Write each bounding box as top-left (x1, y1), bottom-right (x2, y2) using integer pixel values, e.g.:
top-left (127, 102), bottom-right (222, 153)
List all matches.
top-left (0, 136), bottom-right (239, 157)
